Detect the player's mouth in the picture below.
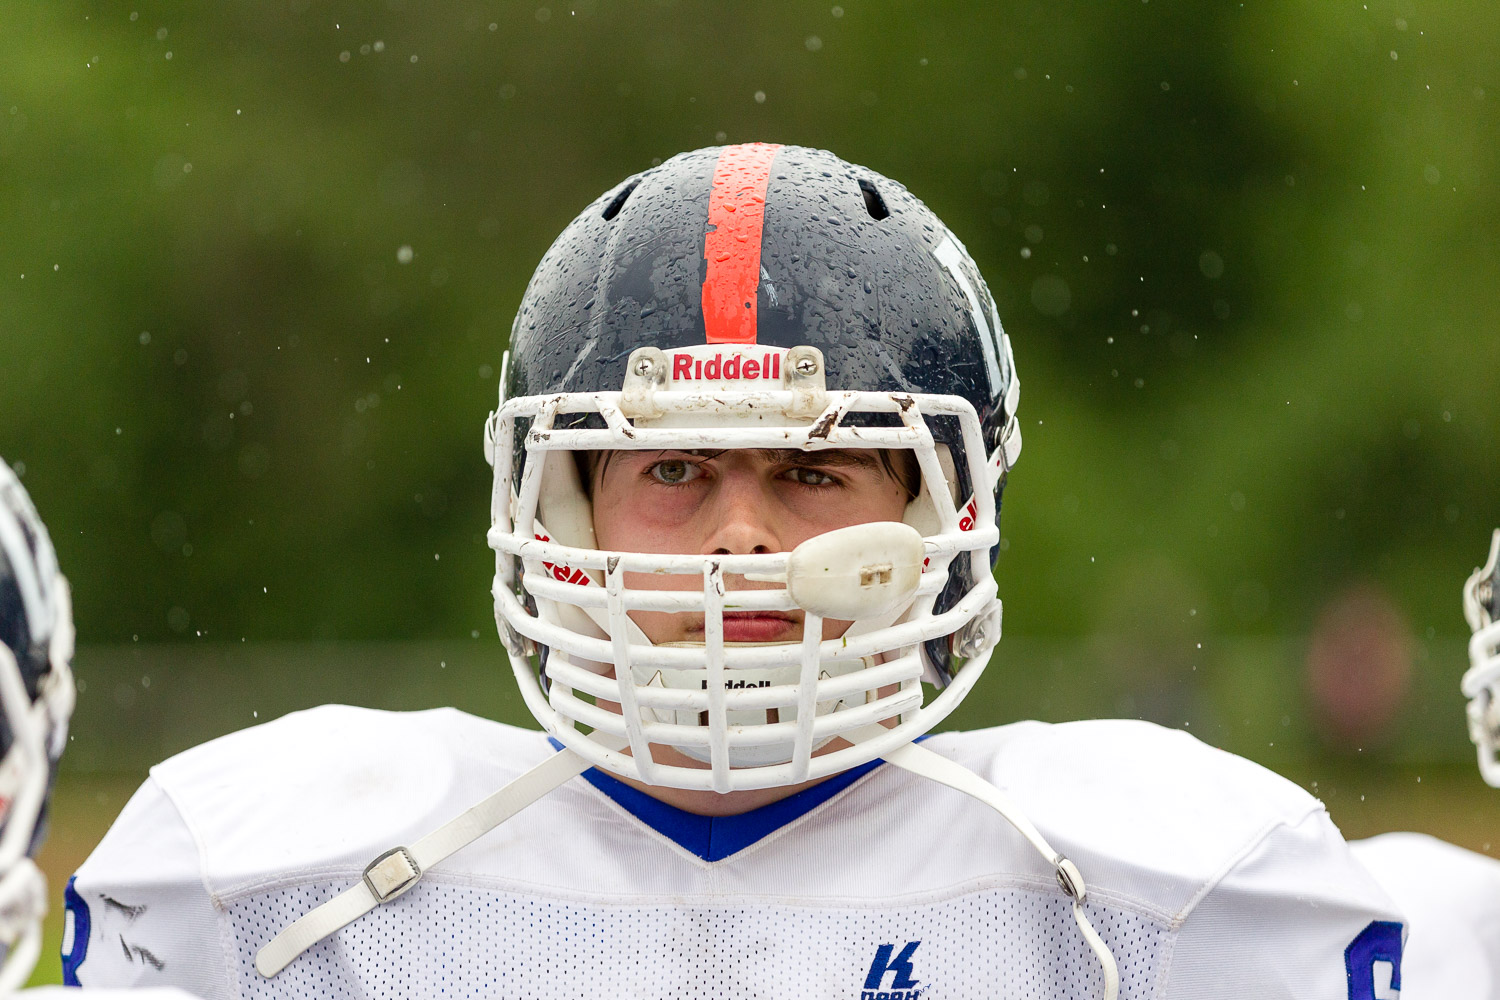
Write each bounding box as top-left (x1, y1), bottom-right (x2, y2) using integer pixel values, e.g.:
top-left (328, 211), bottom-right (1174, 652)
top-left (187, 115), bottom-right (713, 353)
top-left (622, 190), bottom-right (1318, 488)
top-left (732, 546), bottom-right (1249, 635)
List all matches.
top-left (715, 611), bottom-right (798, 643)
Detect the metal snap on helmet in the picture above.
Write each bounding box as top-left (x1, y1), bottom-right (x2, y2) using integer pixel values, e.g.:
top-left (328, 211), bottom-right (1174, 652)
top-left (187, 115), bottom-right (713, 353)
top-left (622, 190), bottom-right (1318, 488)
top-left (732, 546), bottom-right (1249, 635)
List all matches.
top-left (485, 144), bottom-right (1021, 791)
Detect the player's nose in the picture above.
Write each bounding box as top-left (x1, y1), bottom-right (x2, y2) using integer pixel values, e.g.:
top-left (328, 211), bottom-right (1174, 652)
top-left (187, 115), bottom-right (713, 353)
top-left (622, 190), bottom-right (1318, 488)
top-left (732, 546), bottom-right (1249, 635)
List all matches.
top-left (700, 467), bottom-right (782, 557)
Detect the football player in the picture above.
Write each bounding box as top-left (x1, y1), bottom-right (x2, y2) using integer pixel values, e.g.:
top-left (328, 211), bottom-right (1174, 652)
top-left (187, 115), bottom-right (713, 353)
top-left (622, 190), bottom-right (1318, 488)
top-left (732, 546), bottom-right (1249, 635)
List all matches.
top-left (1350, 530), bottom-right (1500, 997)
top-left (68, 145), bottom-right (1402, 998)
top-left (0, 458), bottom-right (191, 998)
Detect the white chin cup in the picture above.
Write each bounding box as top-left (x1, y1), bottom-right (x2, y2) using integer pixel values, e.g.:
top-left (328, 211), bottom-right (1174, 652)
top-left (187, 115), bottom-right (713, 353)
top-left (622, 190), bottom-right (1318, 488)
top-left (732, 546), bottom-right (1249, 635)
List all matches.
top-left (635, 650), bottom-right (876, 767)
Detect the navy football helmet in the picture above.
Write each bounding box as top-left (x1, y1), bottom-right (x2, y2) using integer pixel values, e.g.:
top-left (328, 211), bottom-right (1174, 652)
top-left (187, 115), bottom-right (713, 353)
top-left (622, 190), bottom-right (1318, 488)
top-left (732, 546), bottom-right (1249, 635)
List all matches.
top-left (0, 459), bottom-right (76, 989)
top-left (486, 144), bottom-right (1020, 791)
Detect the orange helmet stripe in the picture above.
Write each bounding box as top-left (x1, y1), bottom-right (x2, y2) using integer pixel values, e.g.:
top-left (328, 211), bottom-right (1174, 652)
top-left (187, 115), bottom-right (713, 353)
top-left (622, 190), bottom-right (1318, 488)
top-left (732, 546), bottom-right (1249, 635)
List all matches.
top-left (701, 142), bottom-right (782, 344)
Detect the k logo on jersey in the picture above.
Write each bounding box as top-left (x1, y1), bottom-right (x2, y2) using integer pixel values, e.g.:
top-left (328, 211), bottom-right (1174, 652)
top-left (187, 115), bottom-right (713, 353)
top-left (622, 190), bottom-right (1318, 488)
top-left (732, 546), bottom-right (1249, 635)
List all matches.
top-left (861, 940), bottom-right (923, 1000)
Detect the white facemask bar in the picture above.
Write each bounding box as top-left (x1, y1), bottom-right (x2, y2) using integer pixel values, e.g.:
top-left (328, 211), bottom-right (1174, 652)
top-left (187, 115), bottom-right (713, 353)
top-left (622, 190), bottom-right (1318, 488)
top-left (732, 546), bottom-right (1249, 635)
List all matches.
top-left (1462, 529), bottom-right (1500, 787)
top-left (488, 384), bottom-right (1007, 792)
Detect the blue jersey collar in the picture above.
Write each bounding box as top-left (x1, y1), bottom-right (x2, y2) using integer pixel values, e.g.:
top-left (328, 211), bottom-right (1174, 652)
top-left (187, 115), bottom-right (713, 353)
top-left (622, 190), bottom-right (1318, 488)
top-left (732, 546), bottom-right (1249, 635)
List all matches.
top-left (550, 738), bottom-right (908, 862)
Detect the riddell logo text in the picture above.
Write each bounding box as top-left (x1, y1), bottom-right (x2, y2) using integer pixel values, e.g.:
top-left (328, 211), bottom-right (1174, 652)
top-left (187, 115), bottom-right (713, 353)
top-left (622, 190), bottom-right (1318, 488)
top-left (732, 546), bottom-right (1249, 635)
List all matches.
top-left (533, 533), bottom-right (591, 586)
top-left (700, 679), bottom-right (771, 689)
top-left (923, 497), bottom-right (980, 570)
top-left (956, 498), bottom-right (980, 532)
top-left (671, 352), bottom-right (781, 382)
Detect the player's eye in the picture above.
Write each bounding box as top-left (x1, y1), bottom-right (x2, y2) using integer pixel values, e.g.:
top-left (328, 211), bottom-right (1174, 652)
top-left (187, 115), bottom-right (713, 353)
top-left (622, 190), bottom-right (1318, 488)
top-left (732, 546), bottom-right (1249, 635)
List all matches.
top-left (648, 459), bottom-right (702, 485)
top-left (784, 466), bottom-right (837, 487)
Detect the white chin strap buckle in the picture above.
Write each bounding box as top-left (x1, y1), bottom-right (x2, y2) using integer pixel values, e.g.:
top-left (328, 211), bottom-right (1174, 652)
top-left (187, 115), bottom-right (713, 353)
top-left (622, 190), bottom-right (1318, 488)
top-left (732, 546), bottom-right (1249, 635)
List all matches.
top-left (363, 847), bottom-right (422, 903)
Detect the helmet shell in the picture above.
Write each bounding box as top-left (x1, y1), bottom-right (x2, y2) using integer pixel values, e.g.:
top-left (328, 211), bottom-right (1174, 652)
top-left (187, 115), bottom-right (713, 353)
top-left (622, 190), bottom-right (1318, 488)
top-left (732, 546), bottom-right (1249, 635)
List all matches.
top-left (507, 144), bottom-right (1012, 450)
top-left (502, 144), bottom-right (1017, 682)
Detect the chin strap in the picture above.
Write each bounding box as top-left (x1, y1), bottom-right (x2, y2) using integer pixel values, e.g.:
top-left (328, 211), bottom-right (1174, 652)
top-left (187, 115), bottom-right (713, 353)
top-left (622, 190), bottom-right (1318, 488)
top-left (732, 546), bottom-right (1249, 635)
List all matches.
top-left (256, 736), bottom-right (622, 978)
top-left (866, 727), bottom-right (1120, 1000)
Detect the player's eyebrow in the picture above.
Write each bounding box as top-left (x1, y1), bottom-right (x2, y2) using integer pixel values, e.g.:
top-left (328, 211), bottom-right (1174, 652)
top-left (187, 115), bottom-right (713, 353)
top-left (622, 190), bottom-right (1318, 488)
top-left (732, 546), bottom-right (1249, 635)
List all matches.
top-left (658, 448), bottom-right (883, 470)
top-left (765, 449), bottom-right (882, 470)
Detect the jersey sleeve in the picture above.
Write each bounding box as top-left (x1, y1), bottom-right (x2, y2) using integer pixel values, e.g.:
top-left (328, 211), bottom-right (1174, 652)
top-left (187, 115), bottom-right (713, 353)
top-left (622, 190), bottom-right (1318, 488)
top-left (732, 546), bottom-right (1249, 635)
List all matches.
top-left (64, 775), bottom-right (231, 999)
top-left (1351, 832), bottom-right (1500, 999)
top-left (1164, 807), bottom-right (1406, 1000)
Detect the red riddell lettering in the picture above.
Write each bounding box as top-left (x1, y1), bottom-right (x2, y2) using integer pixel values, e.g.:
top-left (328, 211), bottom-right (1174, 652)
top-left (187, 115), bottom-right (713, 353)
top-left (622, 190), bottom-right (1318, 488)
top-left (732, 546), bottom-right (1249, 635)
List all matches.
top-left (957, 498), bottom-right (978, 532)
top-left (668, 352), bottom-right (778, 383)
top-left (534, 532), bottom-right (590, 586)
top-left (918, 498), bottom-right (980, 574)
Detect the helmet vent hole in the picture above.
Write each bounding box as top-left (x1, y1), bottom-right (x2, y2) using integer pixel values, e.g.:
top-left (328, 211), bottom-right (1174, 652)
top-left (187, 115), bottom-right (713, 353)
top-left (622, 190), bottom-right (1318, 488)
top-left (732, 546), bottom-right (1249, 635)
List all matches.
top-left (858, 178), bottom-right (890, 221)
top-left (601, 180), bottom-right (640, 221)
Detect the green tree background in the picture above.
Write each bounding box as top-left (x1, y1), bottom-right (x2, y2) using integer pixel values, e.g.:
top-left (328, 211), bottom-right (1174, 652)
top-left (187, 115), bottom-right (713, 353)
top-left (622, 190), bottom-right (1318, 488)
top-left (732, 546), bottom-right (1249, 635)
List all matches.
top-left (3, 0), bottom-right (1499, 982)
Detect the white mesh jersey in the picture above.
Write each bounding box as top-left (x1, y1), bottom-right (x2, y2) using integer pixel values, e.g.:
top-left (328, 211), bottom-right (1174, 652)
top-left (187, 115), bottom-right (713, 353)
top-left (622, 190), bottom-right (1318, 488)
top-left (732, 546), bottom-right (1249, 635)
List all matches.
top-left (66, 705), bottom-right (1402, 1000)
top-left (1351, 832), bottom-right (1500, 999)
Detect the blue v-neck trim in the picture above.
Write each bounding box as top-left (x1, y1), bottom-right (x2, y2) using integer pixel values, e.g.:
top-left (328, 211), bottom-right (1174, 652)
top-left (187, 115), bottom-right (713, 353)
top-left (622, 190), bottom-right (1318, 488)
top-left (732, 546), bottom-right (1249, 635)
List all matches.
top-left (550, 738), bottom-right (924, 862)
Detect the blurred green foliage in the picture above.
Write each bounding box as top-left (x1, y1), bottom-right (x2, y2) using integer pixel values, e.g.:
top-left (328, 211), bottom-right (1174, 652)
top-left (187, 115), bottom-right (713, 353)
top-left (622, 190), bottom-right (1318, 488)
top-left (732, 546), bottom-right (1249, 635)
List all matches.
top-left (2, 2), bottom-right (1498, 759)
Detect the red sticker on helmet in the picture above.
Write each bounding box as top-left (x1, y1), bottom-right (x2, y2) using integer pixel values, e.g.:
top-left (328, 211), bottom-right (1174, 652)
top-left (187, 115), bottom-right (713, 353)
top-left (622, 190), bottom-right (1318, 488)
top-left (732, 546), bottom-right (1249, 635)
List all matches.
top-left (702, 143), bottom-right (782, 344)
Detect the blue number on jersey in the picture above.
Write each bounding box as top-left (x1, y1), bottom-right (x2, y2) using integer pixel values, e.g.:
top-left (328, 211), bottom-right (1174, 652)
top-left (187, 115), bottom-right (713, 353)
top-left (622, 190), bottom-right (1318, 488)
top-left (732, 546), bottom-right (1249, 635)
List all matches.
top-left (62, 875), bottom-right (92, 986)
top-left (1345, 920), bottom-right (1402, 1000)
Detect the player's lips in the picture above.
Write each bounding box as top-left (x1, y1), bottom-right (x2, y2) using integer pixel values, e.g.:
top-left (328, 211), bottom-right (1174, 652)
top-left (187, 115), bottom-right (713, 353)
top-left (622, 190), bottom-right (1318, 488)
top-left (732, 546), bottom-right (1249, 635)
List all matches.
top-left (714, 611), bottom-right (797, 643)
